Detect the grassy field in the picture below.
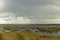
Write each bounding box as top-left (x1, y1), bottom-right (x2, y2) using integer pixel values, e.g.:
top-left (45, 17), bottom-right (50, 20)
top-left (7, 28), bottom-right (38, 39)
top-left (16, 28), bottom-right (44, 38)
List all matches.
top-left (0, 24), bottom-right (60, 40)
top-left (0, 31), bottom-right (60, 40)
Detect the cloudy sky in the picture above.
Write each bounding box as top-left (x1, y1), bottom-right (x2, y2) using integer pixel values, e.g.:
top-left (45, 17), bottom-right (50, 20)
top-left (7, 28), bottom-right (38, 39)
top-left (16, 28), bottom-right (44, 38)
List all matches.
top-left (0, 0), bottom-right (60, 24)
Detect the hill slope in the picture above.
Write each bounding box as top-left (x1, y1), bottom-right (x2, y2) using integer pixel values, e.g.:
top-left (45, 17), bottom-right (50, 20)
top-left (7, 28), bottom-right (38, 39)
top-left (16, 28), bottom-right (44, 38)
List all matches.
top-left (0, 32), bottom-right (60, 40)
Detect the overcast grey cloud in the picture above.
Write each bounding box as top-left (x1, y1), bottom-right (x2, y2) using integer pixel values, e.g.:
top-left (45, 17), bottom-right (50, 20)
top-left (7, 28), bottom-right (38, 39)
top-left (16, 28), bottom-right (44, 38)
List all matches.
top-left (0, 0), bottom-right (60, 24)
top-left (3, 0), bottom-right (59, 17)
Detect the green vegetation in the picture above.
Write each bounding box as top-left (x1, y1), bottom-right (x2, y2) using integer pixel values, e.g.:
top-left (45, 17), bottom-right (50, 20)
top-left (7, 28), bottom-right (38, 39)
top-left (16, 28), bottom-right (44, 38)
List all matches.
top-left (2, 25), bottom-right (60, 33)
top-left (15, 33), bottom-right (25, 40)
top-left (0, 33), bottom-right (3, 40)
top-left (36, 27), bottom-right (60, 33)
top-left (1, 25), bottom-right (60, 40)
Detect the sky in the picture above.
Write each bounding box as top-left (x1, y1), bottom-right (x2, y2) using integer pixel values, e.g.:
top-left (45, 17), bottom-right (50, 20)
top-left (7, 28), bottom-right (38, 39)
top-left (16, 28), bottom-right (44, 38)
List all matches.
top-left (0, 0), bottom-right (60, 24)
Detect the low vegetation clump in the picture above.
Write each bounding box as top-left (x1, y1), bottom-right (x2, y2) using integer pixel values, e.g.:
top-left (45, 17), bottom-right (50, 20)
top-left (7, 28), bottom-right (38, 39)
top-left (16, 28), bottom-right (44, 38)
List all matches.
top-left (36, 27), bottom-right (60, 33)
top-left (0, 33), bottom-right (3, 40)
top-left (1, 25), bottom-right (60, 40)
top-left (15, 33), bottom-right (25, 40)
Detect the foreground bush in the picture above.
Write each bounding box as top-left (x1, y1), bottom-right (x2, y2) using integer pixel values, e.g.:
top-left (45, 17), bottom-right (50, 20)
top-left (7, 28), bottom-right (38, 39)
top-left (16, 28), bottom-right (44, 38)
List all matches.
top-left (15, 33), bottom-right (25, 40)
top-left (0, 33), bottom-right (3, 40)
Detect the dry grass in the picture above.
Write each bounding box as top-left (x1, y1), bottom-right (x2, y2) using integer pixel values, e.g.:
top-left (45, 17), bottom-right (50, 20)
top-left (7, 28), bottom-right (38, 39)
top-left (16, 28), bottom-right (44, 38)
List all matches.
top-left (1, 32), bottom-right (60, 40)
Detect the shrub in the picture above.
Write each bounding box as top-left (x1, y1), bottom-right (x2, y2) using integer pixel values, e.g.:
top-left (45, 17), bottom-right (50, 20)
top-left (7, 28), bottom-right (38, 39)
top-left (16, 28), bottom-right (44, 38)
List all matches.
top-left (0, 33), bottom-right (3, 40)
top-left (15, 33), bottom-right (25, 40)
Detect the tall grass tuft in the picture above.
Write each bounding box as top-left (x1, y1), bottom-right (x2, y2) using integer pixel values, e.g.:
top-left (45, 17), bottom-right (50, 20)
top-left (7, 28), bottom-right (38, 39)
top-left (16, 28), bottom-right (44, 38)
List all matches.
top-left (0, 33), bottom-right (3, 40)
top-left (15, 33), bottom-right (25, 40)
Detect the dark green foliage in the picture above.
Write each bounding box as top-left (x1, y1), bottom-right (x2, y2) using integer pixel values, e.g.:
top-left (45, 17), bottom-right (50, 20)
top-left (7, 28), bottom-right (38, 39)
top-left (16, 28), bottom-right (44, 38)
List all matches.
top-left (36, 27), bottom-right (60, 33)
top-left (3, 27), bottom-right (15, 32)
top-left (0, 33), bottom-right (3, 40)
top-left (15, 33), bottom-right (25, 40)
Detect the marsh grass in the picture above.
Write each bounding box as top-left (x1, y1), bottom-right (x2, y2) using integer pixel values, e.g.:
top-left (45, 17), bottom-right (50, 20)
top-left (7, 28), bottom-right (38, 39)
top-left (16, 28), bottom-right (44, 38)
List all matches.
top-left (1, 32), bottom-right (60, 40)
top-left (0, 33), bottom-right (3, 40)
top-left (15, 33), bottom-right (25, 40)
